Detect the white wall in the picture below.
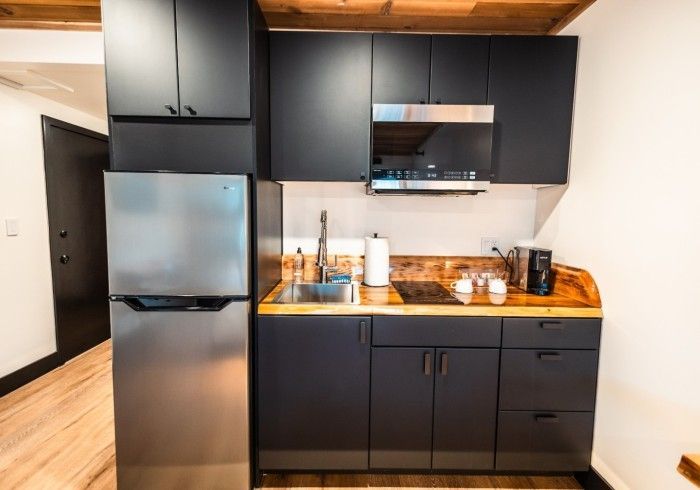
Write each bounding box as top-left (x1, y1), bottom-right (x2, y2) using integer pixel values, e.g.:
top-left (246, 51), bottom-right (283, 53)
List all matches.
top-left (283, 182), bottom-right (536, 255)
top-left (535, 1), bottom-right (700, 488)
top-left (0, 81), bottom-right (106, 378)
top-left (0, 29), bottom-right (104, 64)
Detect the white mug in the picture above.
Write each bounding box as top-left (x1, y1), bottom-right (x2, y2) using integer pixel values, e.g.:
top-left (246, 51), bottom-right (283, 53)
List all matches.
top-left (450, 278), bottom-right (473, 294)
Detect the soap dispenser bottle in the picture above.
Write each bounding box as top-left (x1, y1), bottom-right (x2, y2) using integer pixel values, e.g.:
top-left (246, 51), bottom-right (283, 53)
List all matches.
top-left (293, 247), bottom-right (304, 283)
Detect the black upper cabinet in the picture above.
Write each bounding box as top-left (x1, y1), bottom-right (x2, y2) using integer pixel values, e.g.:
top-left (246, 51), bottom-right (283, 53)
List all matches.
top-left (176, 0), bottom-right (250, 118)
top-left (372, 34), bottom-right (431, 104)
top-left (102, 0), bottom-right (180, 117)
top-left (257, 315), bottom-right (371, 470)
top-left (430, 35), bottom-right (490, 104)
top-left (103, 0), bottom-right (250, 118)
top-left (488, 36), bottom-right (578, 184)
top-left (270, 32), bottom-right (372, 181)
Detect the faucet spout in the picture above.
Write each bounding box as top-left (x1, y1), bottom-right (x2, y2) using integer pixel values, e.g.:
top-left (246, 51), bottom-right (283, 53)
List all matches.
top-left (316, 210), bottom-right (337, 283)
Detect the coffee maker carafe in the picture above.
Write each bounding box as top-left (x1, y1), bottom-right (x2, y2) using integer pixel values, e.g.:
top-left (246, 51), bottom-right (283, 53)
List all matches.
top-left (512, 246), bottom-right (552, 296)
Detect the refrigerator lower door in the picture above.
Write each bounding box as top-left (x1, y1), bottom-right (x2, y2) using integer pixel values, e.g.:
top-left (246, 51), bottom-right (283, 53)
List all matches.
top-left (105, 172), bottom-right (249, 297)
top-left (110, 299), bottom-right (250, 489)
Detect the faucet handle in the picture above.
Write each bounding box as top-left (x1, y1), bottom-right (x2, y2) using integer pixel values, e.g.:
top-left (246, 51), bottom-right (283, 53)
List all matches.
top-left (332, 254), bottom-right (338, 266)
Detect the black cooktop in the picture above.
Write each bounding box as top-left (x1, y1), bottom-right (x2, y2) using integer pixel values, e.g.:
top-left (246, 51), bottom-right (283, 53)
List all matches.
top-left (392, 281), bottom-right (461, 305)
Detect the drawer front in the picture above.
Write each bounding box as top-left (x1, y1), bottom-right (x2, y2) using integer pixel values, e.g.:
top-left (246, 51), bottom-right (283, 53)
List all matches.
top-left (496, 411), bottom-right (594, 471)
top-left (502, 318), bottom-right (601, 349)
top-left (372, 316), bottom-right (501, 347)
top-left (500, 349), bottom-right (598, 411)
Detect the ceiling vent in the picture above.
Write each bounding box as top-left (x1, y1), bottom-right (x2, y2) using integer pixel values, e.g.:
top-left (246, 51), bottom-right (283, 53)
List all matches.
top-left (0, 69), bottom-right (74, 92)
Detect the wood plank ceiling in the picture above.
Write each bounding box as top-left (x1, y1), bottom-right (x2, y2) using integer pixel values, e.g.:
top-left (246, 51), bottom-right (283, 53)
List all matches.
top-left (0, 0), bottom-right (595, 34)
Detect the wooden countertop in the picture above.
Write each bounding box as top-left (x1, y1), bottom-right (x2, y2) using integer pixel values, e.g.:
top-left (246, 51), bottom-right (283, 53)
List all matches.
top-left (258, 280), bottom-right (603, 318)
top-left (678, 454), bottom-right (700, 487)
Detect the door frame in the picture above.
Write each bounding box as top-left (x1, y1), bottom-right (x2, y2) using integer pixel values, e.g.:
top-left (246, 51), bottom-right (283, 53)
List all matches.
top-left (41, 115), bottom-right (109, 364)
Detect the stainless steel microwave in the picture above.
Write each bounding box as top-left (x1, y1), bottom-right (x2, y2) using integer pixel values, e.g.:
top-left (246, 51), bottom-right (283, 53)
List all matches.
top-left (370, 104), bottom-right (494, 195)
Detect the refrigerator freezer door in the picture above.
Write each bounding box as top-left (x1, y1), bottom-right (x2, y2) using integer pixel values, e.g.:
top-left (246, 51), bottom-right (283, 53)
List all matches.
top-left (110, 299), bottom-right (250, 489)
top-left (105, 172), bottom-right (249, 296)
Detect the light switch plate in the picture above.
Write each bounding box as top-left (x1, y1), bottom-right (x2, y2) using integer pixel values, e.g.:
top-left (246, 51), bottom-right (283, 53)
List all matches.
top-left (5, 218), bottom-right (19, 236)
top-left (481, 237), bottom-right (499, 255)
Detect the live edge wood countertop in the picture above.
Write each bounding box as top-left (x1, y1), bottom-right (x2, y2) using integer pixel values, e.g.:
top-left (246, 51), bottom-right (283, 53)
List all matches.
top-left (258, 255), bottom-right (603, 318)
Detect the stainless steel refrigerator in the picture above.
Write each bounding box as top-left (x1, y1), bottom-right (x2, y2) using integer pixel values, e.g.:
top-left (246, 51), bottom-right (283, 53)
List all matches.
top-left (105, 171), bottom-right (250, 489)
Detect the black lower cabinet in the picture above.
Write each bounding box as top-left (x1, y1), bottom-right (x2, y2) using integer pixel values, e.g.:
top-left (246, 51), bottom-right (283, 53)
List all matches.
top-left (257, 315), bottom-right (371, 470)
top-left (370, 347), bottom-right (499, 470)
top-left (432, 349), bottom-right (499, 470)
top-left (496, 411), bottom-right (594, 471)
top-left (370, 348), bottom-right (435, 469)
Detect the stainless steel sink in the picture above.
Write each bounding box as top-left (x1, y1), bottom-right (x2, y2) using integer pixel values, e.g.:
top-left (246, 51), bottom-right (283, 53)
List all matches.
top-left (273, 282), bottom-right (360, 304)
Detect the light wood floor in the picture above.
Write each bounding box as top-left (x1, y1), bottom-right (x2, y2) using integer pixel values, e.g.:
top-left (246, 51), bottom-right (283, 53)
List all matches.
top-left (0, 341), bottom-right (581, 490)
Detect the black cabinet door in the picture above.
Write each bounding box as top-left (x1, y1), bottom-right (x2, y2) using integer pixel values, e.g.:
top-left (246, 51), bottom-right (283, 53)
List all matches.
top-left (432, 349), bottom-right (499, 470)
top-left (102, 0), bottom-right (179, 117)
top-left (430, 35), bottom-right (490, 104)
top-left (270, 32), bottom-right (372, 181)
top-left (372, 34), bottom-right (431, 104)
top-left (370, 348), bottom-right (434, 469)
top-left (487, 36), bottom-right (578, 184)
top-left (175, 0), bottom-right (250, 118)
top-left (257, 315), bottom-right (371, 470)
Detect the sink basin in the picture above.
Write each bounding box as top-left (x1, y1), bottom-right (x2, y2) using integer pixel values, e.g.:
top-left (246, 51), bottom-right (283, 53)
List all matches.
top-left (273, 282), bottom-right (360, 304)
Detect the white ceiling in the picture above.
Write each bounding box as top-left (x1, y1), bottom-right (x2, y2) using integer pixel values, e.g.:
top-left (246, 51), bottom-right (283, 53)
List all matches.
top-left (0, 61), bottom-right (106, 119)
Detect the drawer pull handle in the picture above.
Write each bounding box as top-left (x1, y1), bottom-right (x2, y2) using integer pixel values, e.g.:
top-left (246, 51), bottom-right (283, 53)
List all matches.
top-left (440, 353), bottom-right (448, 376)
top-left (535, 415), bottom-right (560, 424)
top-left (359, 321), bottom-right (367, 344)
top-left (541, 321), bottom-right (564, 330)
top-left (539, 353), bottom-right (563, 361)
top-left (423, 352), bottom-right (431, 376)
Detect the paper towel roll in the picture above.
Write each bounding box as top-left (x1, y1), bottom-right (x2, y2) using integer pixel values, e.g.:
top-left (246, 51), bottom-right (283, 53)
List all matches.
top-left (364, 235), bottom-right (390, 287)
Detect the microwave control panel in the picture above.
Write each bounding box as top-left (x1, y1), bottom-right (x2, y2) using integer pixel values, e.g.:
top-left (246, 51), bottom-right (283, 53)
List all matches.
top-left (371, 168), bottom-right (491, 181)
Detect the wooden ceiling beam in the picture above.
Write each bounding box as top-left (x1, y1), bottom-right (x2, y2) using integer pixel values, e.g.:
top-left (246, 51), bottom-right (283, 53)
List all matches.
top-left (0, 0), bottom-right (597, 34)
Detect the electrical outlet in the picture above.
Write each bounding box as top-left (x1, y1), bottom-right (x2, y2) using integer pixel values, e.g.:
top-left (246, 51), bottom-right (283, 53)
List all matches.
top-left (481, 237), bottom-right (500, 255)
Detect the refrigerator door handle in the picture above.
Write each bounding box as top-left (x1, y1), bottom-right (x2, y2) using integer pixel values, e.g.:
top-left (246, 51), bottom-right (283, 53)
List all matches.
top-left (110, 295), bottom-right (246, 312)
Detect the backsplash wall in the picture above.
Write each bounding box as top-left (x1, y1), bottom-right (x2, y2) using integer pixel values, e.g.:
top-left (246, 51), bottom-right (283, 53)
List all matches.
top-left (282, 182), bottom-right (537, 256)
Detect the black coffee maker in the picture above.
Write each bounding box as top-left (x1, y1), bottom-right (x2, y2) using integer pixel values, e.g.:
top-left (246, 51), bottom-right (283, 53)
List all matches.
top-left (512, 246), bottom-right (552, 296)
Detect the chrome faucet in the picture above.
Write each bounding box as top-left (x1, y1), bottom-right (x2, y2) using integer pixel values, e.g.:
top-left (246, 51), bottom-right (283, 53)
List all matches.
top-left (316, 210), bottom-right (338, 283)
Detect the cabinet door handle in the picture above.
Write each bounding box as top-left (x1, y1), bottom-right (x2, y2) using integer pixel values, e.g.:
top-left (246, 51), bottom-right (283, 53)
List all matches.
top-left (539, 352), bottom-right (563, 361)
top-left (164, 104), bottom-right (177, 115)
top-left (184, 105), bottom-right (197, 115)
top-left (359, 321), bottom-right (367, 344)
top-left (419, 98), bottom-right (426, 104)
top-left (535, 414), bottom-right (560, 424)
top-left (423, 352), bottom-right (431, 376)
top-left (440, 353), bottom-right (448, 376)
top-left (59, 254), bottom-right (70, 264)
top-left (540, 321), bottom-right (564, 330)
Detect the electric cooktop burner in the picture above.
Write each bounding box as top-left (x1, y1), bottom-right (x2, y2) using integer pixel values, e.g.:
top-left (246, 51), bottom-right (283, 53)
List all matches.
top-left (392, 281), bottom-right (461, 305)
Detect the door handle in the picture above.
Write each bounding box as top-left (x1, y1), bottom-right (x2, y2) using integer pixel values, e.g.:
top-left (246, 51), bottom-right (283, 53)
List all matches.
top-left (359, 321), bottom-right (367, 344)
top-left (59, 229), bottom-right (68, 238)
top-left (184, 105), bottom-right (197, 115)
top-left (423, 352), bottom-right (431, 376)
top-left (535, 414), bottom-right (560, 424)
top-left (59, 254), bottom-right (70, 264)
top-left (539, 352), bottom-right (563, 361)
top-left (540, 321), bottom-right (564, 330)
top-left (440, 352), bottom-right (448, 376)
top-left (164, 104), bottom-right (177, 115)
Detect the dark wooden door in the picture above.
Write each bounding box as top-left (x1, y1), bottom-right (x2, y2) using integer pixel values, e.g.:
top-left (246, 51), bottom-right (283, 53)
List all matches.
top-left (372, 34), bottom-right (431, 104)
top-left (102, 0), bottom-right (180, 117)
top-left (42, 117), bottom-right (110, 364)
top-left (487, 35), bottom-right (578, 184)
top-left (432, 348), bottom-right (499, 470)
top-left (176, 0), bottom-right (250, 118)
top-left (257, 315), bottom-right (371, 470)
top-left (370, 348), bottom-right (434, 469)
top-left (270, 31), bottom-right (372, 181)
top-left (430, 35), bottom-right (490, 104)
